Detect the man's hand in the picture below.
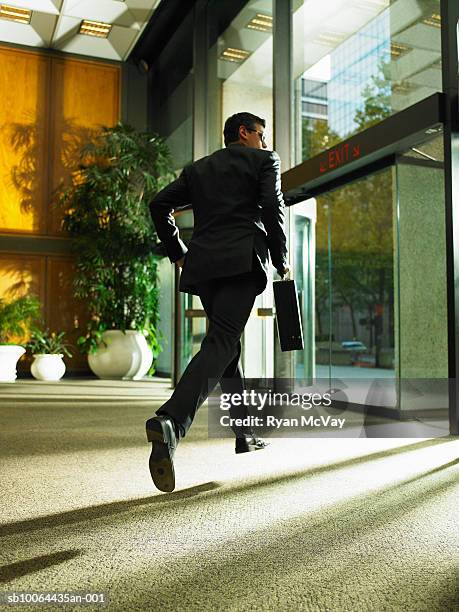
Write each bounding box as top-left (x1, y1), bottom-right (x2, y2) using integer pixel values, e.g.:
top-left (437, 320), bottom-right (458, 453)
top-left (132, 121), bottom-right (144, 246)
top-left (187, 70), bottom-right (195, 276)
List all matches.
top-left (175, 256), bottom-right (185, 268)
top-left (277, 265), bottom-right (290, 280)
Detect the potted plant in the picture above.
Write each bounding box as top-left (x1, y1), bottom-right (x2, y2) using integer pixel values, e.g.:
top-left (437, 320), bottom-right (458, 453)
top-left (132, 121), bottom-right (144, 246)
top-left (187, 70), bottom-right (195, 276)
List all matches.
top-left (57, 123), bottom-right (175, 379)
top-left (0, 295), bottom-right (41, 382)
top-left (27, 329), bottom-right (73, 381)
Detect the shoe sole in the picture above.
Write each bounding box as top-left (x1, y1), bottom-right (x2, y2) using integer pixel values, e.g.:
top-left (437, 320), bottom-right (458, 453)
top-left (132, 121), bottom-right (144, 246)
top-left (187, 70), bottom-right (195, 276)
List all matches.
top-left (146, 424), bottom-right (175, 492)
top-left (235, 442), bottom-right (270, 454)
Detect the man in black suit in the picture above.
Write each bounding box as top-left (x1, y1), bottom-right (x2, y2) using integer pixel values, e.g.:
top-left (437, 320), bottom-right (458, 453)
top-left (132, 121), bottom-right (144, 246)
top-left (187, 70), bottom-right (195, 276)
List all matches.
top-left (146, 112), bottom-right (288, 492)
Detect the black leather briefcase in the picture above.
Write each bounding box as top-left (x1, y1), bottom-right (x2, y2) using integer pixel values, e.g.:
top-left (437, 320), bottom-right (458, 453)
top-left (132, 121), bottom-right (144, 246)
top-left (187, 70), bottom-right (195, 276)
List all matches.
top-left (273, 279), bottom-right (304, 351)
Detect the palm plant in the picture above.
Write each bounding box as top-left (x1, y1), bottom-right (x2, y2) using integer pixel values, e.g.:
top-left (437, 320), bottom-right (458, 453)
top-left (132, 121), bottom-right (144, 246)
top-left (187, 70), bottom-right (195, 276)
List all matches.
top-left (57, 123), bottom-right (176, 368)
top-left (0, 296), bottom-right (41, 345)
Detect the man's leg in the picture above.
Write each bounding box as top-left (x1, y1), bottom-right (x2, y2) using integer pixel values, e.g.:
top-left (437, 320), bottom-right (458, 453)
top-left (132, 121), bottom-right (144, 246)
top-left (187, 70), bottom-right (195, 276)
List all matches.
top-left (200, 271), bottom-right (269, 449)
top-left (200, 248), bottom-right (266, 427)
top-left (198, 285), bottom-right (253, 437)
top-left (218, 251), bottom-right (267, 436)
top-left (156, 272), bottom-right (260, 436)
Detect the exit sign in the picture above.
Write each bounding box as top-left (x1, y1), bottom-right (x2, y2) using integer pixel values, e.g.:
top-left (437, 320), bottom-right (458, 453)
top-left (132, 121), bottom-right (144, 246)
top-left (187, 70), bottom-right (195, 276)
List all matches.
top-left (320, 143), bottom-right (362, 173)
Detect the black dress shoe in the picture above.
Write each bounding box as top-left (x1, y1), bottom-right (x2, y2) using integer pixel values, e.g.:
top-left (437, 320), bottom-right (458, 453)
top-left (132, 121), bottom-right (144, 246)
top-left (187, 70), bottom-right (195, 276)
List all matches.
top-left (146, 415), bottom-right (178, 492)
top-left (235, 435), bottom-right (270, 454)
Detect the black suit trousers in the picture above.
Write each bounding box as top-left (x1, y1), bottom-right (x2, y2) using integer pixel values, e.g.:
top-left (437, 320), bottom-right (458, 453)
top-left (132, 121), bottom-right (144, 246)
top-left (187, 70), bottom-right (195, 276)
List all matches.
top-left (156, 252), bottom-right (266, 438)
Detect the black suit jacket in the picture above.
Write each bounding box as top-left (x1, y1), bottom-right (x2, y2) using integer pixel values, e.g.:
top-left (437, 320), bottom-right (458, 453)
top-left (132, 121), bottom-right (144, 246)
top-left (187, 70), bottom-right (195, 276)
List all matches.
top-left (149, 143), bottom-right (288, 295)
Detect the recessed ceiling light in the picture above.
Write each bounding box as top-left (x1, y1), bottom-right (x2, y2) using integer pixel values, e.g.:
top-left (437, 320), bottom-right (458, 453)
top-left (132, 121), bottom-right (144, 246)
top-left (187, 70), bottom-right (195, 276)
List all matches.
top-left (0, 4), bottom-right (31, 24)
top-left (79, 19), bottom-right (112, 38)
top-left (316, 31), bottom-right (346, 45)
top-left (220, 47), bottom-right (250, 63)
top-left (392, 81), bottom-right (418, 94)
top-left (423, 13), bottom-right (441, 28)
top-left (246, 13), bottom-right (273, 33)
top-left (390, 42), bottom-right (411, 58)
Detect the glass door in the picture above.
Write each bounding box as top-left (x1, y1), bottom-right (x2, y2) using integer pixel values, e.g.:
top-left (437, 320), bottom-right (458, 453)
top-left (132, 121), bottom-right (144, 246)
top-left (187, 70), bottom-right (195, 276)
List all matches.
top-left (291, 132), bottom-right (448, 415)
top-left (293, 166), bottom-right (397, 408)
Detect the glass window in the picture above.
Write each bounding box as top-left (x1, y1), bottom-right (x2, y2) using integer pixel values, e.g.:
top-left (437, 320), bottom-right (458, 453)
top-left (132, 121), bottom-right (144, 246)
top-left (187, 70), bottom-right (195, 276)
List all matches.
top-left (204, 0), bottom-right (276, 379)
top-left (292, 0), bottom-right (442, 164)
top-left (207, 0), bottom-right (274, 153)
top-left (161, 72), bottom-right (193, 171)
top-left (149, 11), bottom-right (194, 170)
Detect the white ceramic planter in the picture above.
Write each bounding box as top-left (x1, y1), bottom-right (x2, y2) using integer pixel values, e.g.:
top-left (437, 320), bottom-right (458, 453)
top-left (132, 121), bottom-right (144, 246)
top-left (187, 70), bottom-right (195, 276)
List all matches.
top-left (88, 330), bottom-right (153, 380)
top-left (0, 345), bottom-right (26, 383)
top-left (31, 354), bottom-right (66, 381)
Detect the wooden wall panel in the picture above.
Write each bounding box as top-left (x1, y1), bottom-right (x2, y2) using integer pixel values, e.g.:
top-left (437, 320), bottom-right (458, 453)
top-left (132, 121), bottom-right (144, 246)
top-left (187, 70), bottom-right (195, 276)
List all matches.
top-left (0, 254), bottom-right (90, 372)
top-left (0, 47), bottom-right (121, 373)
top-left (0, 253), bottom-right (45, 371)
top-left (46, 257), bottom-right (89, 372)
top-left (49, 58), bottom-right (120, 235)
top-left (0, 47), bottom-right (48, 234)
top-left (0, 253), bottom-right (45, 306)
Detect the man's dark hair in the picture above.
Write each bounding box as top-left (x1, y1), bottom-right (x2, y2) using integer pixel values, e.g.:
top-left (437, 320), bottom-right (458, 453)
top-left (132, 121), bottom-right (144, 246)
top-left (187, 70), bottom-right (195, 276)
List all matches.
top-left (223, 112), bottom-right (266, 146)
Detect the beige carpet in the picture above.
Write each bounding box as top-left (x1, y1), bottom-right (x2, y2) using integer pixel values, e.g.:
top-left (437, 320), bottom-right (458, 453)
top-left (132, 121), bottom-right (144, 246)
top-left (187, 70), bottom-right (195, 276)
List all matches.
top-left (0, 379), bottom-right (458, 611)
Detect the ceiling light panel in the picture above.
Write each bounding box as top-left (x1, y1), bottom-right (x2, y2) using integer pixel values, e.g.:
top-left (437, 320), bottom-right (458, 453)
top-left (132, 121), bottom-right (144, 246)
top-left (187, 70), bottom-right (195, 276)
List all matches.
top-left (220, 47), bottom-right (250, 62)
top-left (0, 4), bottom-right (32, 24)
top-left (390, 41), bottom-right (411, 59)
top-left (246, 13), bottom-right (272, 33)
top-left (63, 0), bottom-right (133, 29)
top-left (422, 13), bottom-right (441, 28)
top-left (316, 30), bottom-right (346, 45)
top-left (392, 81), bottom-right (419, 94)
top-left (79, 19), bottom-right (111, 38)
top-left (0, 0), bottom-right (162, 61)
top-left (54, 14), bottom-right (138, 61)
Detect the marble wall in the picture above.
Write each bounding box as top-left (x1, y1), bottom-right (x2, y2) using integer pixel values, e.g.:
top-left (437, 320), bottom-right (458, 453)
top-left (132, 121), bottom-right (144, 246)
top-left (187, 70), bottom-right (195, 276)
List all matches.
top-left (396, 160), bottom-right (448, 411)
